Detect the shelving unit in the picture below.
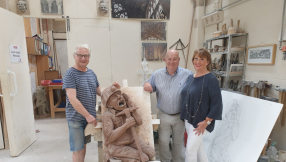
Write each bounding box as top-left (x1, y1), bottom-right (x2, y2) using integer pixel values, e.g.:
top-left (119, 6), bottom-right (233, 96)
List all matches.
top-left (204, 33), bottom-right (248, 90)
top-left (210, 50), bottom-right (244, 55)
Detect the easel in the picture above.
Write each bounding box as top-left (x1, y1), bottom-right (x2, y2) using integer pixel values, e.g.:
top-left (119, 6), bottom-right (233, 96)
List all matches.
top-left (169, 39), bottom-right (188, 66)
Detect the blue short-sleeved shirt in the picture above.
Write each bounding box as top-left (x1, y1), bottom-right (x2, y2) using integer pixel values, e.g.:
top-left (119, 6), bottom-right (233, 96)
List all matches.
top-left (63, 67), bottom-right (99, 121)
top-left (147, 67), bottom-right (192, 114)
top-left (180, 73), bottom-right (223, 132)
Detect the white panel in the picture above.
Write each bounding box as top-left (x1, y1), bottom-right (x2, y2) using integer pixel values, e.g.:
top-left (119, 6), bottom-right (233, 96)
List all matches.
top-left (30, 18), bottom-right (37, 37)
top-left (53, 33), bottom-right (67, 39)
top-left (55, 40), bottom-right (69, 76)
top-left (203, 91), bottom-right (282, 162)
top-left (0, 8), bottom-right (36, 156)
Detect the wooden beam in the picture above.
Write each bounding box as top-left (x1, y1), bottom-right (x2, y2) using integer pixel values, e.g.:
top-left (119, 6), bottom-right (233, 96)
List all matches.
top-left (49, 88), bottom-right (55, 118)
top-left (23, 18), bottom-right (32, 37)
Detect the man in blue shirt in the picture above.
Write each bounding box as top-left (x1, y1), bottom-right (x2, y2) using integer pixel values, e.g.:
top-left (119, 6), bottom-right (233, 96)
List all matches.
top-left (63, 44), bottom-right (119, 162)
top-left (144, 49), bottom-right (192, 162)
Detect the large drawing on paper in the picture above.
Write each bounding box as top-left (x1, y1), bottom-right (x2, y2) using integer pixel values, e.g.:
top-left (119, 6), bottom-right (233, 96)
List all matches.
top-left (204, 91), bottom-right (282, 162)
top-left (208, 99), bottom-right (241, 162)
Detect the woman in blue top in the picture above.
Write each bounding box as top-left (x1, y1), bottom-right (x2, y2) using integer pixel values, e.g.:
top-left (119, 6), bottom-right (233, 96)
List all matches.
top-left (180, 48), bottom-right (223, 162)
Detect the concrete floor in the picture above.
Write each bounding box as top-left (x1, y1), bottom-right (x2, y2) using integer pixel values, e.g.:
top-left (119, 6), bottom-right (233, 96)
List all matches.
top-left (0, 112), bottom-right (185, 162)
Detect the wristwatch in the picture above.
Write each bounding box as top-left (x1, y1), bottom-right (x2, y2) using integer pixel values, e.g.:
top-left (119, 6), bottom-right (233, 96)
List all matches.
top-left (205, 119), bottom-right (211, 125)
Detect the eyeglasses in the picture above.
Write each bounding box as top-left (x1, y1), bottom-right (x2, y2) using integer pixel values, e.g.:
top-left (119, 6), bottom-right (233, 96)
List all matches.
top-left (75, 54), bottom-right (90, 59)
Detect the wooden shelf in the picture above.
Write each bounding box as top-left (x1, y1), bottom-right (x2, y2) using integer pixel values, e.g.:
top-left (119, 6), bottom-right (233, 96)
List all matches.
top-left (36, 55), bottom-right (49, 85)
top-left (26, 37), bottom-right (43, 55)
top-left (214, 73), bottom-right (243, 77)
top-left (206, 33), bottom-right (247, 42)
top-left (210, 50), bottom-right (244, 55)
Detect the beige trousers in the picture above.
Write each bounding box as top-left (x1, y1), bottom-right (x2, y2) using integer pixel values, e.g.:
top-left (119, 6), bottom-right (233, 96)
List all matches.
top-left (158, 110), bottom-right (185, 162)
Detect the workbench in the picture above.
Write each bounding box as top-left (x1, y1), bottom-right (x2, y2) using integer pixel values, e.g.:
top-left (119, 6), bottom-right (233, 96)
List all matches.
top-left (45, 85), bottom-right (64, 118)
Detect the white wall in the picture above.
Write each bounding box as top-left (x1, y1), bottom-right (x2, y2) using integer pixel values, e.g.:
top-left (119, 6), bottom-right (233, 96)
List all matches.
top-left (204, 0), bottom-right (286, 150)
top-left (4, 0), bottom-right (195, 114)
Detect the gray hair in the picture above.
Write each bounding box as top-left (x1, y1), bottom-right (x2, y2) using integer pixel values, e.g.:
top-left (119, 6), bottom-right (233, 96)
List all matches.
top-left (74, 44), bottom-right (91, 55)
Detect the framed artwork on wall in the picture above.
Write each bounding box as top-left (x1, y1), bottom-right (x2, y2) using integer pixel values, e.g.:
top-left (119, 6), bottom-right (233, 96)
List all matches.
top-left (246, 44), bottom-right (277, 65)
top-left (41, 0), bottom-right (64, 15)
top-left (229, 64), bottom-right (243, 75)
top-left (141, 21), bottom-right (167, 41)
top-left (142, 43), bottom-right (167, 61)
top-left (111, 0), bottom-right (170, 19)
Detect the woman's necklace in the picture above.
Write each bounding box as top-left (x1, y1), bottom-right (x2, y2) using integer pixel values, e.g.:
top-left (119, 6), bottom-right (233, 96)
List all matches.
top-left (185, 73), bottom-right (206, 118)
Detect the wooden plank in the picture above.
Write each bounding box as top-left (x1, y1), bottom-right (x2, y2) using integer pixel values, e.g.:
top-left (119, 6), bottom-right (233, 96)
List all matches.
top-left (54, 100), bottom-right (61, 109)
top-left (49, 85), bottom-right (63, 89)
top-left (55, 108), bottom-right (65, 112)
top-left (36, 55), bottom-right (49, 85)
top-left (98, 142), bottom-right (103, 162)
top-left (44, 71), bottom-right (59, 80)
top-left (36, 18), bottom-right (40, 35)
top-left (23, 18), bottom-right (31, 37)
top-left (49, 88), bottom-right (55, 118)
top-left (26, 38), bottom-right (38, 55)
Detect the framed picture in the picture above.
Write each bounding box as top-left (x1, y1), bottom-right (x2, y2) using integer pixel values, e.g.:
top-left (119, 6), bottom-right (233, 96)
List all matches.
top-left (246, 44), bottom-right (277, 65)
top-left (111, 0), bottom-right (170, 19)
top-left (141, 21), bottom-right (167, 41)
top-left (41, 0), bottom-right (64, 15)
top-left (142, 43), bottom-right (167, 61)
top-left (229, 64), bottom-right (243, 75)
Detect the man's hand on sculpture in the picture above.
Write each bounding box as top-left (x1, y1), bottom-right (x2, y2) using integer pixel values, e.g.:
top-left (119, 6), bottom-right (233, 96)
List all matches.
top-left (112, 81), bottom-right (121, 89)
top-left (143, 82), bottom-right (153, 92)
top-left (86, 114), bottom-right (98, 127)
top-left (125, 117), bottom-right (136, 128)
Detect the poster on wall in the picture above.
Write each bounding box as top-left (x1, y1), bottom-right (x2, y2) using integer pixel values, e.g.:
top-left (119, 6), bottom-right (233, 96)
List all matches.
top-left (246, 44), bottom-right (276, 65)
top-left (111, 0), bottom-right (170, 19)
top-left (9, 45), bottom-right (22, 63)
top-left (41, 0), bottom-right (64, 14)
top-left (142, 43), bottom-right (167, 61)
top-left (141, 21), bottom-right (167, 41)
top-left (203, 91), bottom-right (282, 162)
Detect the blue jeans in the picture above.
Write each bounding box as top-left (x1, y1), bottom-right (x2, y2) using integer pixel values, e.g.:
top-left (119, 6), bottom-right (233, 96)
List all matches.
top-left (68, 120), bottom-right (91, 152)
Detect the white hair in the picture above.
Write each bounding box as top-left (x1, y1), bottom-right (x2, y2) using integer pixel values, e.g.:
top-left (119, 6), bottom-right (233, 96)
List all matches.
top-left (74, 44), bottom-right (91, 55)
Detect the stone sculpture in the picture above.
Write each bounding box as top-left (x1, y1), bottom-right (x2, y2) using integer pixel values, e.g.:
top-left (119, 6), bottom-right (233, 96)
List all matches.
top-left (138, 58), bottom-right (153, 85)
top-left (35, 86), bottom-right (50, 116)
top-left (17, 0), bottom-right (28, 12)
top-left (213, 0), bottom-right (222, 11)
top-left (99, 0), bottom-right (108, 13)
top-left (102, 85), bottom-right (156, 162)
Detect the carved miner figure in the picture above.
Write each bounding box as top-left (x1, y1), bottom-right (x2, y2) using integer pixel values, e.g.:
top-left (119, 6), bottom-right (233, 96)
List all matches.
top-left (102, 85), bottom-right (156, 162)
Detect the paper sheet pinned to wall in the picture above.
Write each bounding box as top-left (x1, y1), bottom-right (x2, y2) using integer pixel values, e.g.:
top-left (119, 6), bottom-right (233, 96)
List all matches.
top-left (30, 72), bottom-right (36, 94)
top-left (9, 45), bottom-right (22, 63)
